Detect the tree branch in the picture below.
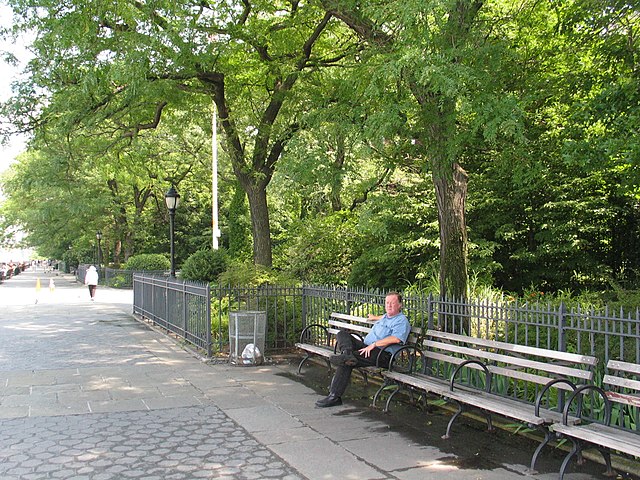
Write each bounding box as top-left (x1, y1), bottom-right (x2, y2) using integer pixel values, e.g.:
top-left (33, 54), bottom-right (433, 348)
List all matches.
top-left (121, 101), bottom-right (168, 138)
top-left (349, 167), bottom-right (392, 211)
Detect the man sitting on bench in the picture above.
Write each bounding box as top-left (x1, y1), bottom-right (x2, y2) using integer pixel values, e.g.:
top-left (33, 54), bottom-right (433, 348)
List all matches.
top-left (316, 292), bottom-right (411, 408)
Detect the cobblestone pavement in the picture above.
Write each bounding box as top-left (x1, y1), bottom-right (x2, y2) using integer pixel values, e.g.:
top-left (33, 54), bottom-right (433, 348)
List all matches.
top-left (0, 271), bottom-right (303, 480)
top-left (0, 406), bottom-right (300, 480)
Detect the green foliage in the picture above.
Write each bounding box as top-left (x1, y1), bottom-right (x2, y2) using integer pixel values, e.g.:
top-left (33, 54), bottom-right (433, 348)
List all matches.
top-left (282, 212), bottom-right (360, 285)
top-left (106, 274), bottom-right (130, 289)
top-left (180, 249), bottom-right (227, 283)
top-left (123, 254), bottom-right (170, 271)
top-left (348, 173), bottom-right (439, 288)
top-left (218, 260), bottom-right (298, 287)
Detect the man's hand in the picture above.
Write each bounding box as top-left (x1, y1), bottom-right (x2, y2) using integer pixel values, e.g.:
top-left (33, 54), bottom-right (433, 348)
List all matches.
top-left (358, 343), bottom-right (377, 358)
top-left (367, 313), bottom-right (382, 322)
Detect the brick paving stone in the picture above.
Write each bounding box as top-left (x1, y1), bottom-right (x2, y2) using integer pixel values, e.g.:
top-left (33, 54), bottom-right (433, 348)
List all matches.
top-left (0, 405), bottom-right (303, 480)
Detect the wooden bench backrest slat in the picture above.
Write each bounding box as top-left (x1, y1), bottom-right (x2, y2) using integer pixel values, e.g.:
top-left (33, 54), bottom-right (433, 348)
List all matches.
top-left (605, 390), bottom-right (640, 408)
top-left (331, 312), bottom-right (373, 323)
top-left (604, 375), bottom-right (640, 392)
top-left (608, 359), bottom-right (640, 376)
top-left (329, 319), bottom-right (371, 335)
top-left (422, 339), bottom-right (593, 380)
top-left (423, 350), bottom-right (577, 391)
top-left (427, 330), bottom-right (598, 367)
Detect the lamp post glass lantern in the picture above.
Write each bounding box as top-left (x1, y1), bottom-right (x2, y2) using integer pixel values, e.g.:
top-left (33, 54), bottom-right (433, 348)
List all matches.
top-left (96, 231), bottom-right (102, 270)
top-left (165, 186), bottom-right (180, 276)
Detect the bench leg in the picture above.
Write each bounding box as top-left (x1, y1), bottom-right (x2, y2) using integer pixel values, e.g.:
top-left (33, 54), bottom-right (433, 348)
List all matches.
top-left (529, 428), bottom-right (553, 473)
top-left (297, 355), bottom-right (332, 376)
top-left (596, 447), bottom-right (615, 477)
top-left (559, 440), bottom-right (616, 479)
top-left (359, 369), bottom-right (369, 386)
top-left (372, 381), bottom-right (389, 408)
top-left (442, 400), bottom-right (465, 439)
top-left (482, 411), bottom-right (494, 433)
top-left (558, 438), bottom-right (579, 480)
top-left (323, 358), bottom-right (332, 374)
top-left (383, 385), bottom-right (403, 413)
top-left (297, 354), bottom-right (311, 374)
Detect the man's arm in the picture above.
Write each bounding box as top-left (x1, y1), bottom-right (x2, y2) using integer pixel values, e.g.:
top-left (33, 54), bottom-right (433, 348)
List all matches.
top-left (359, 335), bottom-right (401, 357)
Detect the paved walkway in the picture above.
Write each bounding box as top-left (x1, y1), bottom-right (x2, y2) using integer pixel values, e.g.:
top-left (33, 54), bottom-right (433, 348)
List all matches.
top-left (0, 270), bottom-right (631, 479)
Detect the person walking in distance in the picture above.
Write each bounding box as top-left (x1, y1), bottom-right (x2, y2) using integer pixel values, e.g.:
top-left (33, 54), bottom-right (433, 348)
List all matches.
top-left (316, 292), bottom-right (411, 408)
top-left (84, 265), bottom-right (99, 301)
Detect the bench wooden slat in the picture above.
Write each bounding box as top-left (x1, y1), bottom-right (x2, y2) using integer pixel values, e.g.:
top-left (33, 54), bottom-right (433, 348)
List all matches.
top-left (331, 312), bottom-right (374, 323)
top-left (608, 359), bottom-right (640, 376)
top-left (552, 423), bottom-right (640, 457)
top-left (328, 319), bottom-right (371, 335)
top-left (427, 330), bottom-right (598, 366)
top-left (423, 339), bottom-right (593, 380)
top-left (295, 343), bottom-right (332, 357)
top-left (604, 375), bottom-right (640, 392)
top-left (605, 390), bottom-right (640, 408)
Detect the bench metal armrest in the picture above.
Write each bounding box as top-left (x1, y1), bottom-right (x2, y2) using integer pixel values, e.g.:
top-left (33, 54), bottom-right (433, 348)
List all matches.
top-left (534, 378), bottom-right (577, 417)
top-left (298, 324), bottom-right (329, 345)
top-left (450, 359), bottom-right (491, 392)
top-left (387, 345), bottom-right (422, 372)
top-left (562, 384), bottom-right (611, 426)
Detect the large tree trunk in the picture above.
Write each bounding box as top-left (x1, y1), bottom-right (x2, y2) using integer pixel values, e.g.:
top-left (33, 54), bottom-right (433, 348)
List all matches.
top-left (433, 160), bottom-right (469, 298)
top-left (243, 180), bottom-right (273, 268)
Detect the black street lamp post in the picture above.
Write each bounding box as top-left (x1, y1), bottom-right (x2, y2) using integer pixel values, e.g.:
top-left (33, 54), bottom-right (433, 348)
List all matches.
top-left (164, 185), bottom-right (180, 277)
top-left (96, 231), bottom-right (102, 270)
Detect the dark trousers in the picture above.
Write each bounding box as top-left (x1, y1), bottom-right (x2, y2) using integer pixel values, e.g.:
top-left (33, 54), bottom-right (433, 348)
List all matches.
top-left (88, 285), bottom-right (97, 298)
top-left (329, 329), bottom-right (392, 397)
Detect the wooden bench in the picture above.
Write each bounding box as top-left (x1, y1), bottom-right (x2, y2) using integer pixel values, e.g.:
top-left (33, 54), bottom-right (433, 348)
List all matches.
top-left (295, 312), bottom-right (422, 382)
top-left (551, 359), bottom-right (640, 479)
top-left (374, 329), bottom-right (598, 472)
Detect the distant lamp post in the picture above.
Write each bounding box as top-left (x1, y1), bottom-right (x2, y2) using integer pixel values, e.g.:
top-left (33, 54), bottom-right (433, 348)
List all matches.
top-left (164, 185), bottom-right (180, 277)
top-left (96, 231), bottom-right (102, 270)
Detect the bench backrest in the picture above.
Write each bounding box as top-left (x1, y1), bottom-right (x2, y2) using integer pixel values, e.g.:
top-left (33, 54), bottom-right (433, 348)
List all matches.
top-left (604, 359), bottom-right (640, 409)
top-left (422, 329), bottom-right (597, 392)
top-left (329, 312), bottom-right (422, 345)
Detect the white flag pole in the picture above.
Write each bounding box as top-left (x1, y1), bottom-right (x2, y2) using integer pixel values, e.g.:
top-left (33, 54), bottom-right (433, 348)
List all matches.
top-left (212, 105), bottom-right (221, 250)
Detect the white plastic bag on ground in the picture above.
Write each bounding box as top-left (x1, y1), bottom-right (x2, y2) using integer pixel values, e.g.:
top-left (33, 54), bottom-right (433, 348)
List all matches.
top-left (241, 343), bottom-right (263, 365)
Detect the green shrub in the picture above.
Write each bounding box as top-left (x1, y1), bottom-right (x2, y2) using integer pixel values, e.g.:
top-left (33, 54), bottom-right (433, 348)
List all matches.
top-left (181, 249), bottom-right (228, 283)
top-left (108, 274), bottom-right (130, 288)
top-left (123, 254), bottom-right (170, 271)
top-left (218, 260), bottom-right (298, 287)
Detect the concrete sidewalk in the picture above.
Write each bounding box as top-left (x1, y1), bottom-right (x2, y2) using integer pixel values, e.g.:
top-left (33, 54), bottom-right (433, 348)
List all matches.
top-left (0, 270), bottom-right (623, 479)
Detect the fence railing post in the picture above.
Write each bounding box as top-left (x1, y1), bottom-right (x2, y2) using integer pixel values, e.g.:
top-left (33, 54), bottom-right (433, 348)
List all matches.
top-left (206, 282), bottom-right (212, 357)
top-left (182, 279), bottom-right (187, 339)
top-left (558, 301), bottom-right (567, 353)
top-left (301, 285), bottom-right (308, 330)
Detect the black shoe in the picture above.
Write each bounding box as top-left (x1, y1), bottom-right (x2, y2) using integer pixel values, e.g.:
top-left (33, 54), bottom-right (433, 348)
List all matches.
top-left (315, 394), bottom-right (343, 408)
top-left (329, 352), bottom-right (358, 367)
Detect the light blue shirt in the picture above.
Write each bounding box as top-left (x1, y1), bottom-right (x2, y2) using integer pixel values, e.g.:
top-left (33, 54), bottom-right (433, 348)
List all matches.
top-left (364, 312), bottom-right (410, 354)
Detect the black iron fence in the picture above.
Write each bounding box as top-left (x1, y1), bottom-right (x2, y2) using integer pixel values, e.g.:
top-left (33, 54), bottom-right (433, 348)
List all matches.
top-left (128, 279), bottom-right (640, 367)
top-left (133, 273), bottom-right (211, 356)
